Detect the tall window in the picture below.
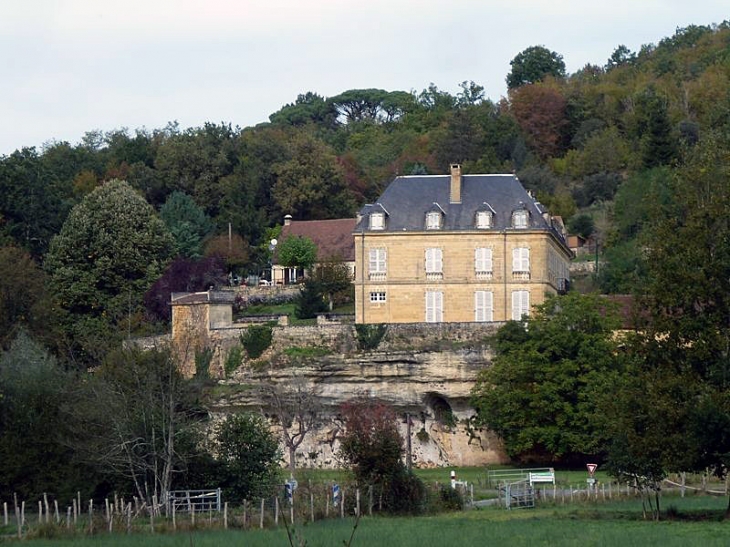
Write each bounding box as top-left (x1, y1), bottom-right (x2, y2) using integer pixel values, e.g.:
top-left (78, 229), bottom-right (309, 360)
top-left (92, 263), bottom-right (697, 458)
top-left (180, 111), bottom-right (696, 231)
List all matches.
top-left (475, 210), bottom-right (492, 229)
top-left (512, 209), bottom-right (528, 229)
top-left (368, 248), bottom-right (386, 280)
top-left (425, 290), bottom-right (443, 323)
top-left (475, 247), bottom-right (493, 279)
top-left (512, 247), bottom-right (530, 279)
top-left (426, 211), bottom-right (442, 230)
top-left (425, 248), bottom-right (443, 279)
top-left (369, 212), bottom-right (384, 230)
top-left (474, 291), bottom-right (493, 322)
top-left (511, 290), bottom-right (530, 320)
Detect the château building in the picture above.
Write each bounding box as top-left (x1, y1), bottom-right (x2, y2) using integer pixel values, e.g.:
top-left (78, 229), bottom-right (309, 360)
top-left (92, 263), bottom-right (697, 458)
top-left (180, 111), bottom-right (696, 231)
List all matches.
top-left (353, 165), bottom-right (572, 324)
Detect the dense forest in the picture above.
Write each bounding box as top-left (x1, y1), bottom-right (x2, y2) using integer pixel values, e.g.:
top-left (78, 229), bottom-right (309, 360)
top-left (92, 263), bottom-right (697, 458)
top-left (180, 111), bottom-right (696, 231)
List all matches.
top-left (2, 22), bottom-right (730, 503)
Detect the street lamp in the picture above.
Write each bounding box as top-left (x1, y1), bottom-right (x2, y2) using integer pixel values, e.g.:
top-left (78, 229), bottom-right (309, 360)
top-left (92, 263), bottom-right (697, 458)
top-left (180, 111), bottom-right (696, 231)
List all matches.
top-left (268, 238), bottom-right (278, 284)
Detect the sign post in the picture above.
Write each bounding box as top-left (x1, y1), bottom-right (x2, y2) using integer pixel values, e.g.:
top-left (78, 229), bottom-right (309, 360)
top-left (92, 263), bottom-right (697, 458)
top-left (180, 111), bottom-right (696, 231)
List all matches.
top-left (586, 463), bottom-right (598, 489)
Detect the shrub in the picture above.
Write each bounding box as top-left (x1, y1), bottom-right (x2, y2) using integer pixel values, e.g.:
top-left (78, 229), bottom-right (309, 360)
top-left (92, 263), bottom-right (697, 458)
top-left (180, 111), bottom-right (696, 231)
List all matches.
top-left (241, 325), bottom-right (273, 359)
top-left (194, 348), bottom-right (213, 379)
top-left (355, 324), bottom-right (388, 351)
top-left (295, 280), bottom-right (327, 319)
top-left (224, 345), bottom-right (243, 376)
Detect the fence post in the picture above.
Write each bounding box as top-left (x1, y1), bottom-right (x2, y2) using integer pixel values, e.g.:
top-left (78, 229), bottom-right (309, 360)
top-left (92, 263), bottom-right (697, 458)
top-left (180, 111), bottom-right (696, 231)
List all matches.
top-left (260, 498), bottom-right (265, 529)
top-left (368, 485), bottom-right (373, 516)
top-left (38, 501), bottom-right (43, 524)
top-left (224, 502), bottom-right (228, 529)
top-left (66, 506), bottom-right (71, 529)
top-left (340, 490), bottom-right (345, 519)
top-left (275, 497), bottom-right (279, 526)
top-left (54, 500), bottom-right (59, 523)
top-left (310, 492), bottom-right (314, 523)
top-left (89, 500), bottom-right (93, 534)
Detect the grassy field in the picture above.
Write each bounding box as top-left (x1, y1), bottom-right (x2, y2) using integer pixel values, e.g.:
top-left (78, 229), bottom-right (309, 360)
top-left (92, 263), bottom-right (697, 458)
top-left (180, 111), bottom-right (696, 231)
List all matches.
top-left (11, 495), bottom-right (729, 546)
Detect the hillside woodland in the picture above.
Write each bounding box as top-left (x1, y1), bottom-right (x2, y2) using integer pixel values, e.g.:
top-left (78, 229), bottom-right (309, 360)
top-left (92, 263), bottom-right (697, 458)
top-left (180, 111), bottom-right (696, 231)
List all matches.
top-left (2, 22), bottom-right (730, 506)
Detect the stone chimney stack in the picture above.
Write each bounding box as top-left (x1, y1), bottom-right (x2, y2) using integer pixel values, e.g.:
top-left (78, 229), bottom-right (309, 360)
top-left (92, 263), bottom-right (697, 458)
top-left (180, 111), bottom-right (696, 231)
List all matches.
top-left (450, 164), bottom-right (462, 204)
top-left (284, 214), bottom-right (292, 226)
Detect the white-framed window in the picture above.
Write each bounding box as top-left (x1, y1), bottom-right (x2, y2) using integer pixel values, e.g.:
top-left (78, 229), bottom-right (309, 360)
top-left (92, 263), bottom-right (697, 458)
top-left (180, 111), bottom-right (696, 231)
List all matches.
top-left (512, 290), bottom-right (530, 320)
top-left (512, 209), bottom-right (529, 229)
top-left (512, 247), bottom-right (530, 279)
top-left (474, 291), bottom-right (494, 322)
top-left (425, 290), bottom-right (443, 323)
top-left (425, 248), bottom-right (443, 279)
top-left (426, 211), bottom-right (442, 230)
top-left (368, 248), bottom-right (387, 280)
top-left (475, 210), bottom-right (492, 229)
top-left (369, 212), bottom-right (385, 230)
top-left (475, 247), bottom-right (493, 279)
top-left (369, 291), bottom-right (386, 303)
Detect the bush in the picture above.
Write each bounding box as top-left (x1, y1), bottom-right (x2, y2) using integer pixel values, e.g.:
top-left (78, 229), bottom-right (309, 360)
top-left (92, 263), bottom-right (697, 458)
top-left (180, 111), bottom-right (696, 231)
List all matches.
top-left (433, 484), bottom-right (464, 512)
top-left (241, 325), bottom-right (273, 359)
top-left (295, 280), bottom-right (327, 319)
top-left (355, 324), bottom-right (388, 351)
top-left (224, 345), bottom-right (243, 376)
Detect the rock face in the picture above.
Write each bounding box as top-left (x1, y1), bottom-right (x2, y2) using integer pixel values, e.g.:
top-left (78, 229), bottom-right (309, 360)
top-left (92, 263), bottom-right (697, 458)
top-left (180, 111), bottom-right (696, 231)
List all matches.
top-left (163, 292), bottom-right (509, 468)
top-left (211, 345), bottom-right (507, 468)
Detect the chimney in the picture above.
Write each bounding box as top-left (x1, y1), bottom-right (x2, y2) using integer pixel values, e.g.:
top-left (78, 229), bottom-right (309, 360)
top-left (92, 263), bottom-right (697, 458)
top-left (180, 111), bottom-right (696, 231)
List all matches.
top-left (284, 214), bottom-right (292, 226)
top-left (450, 164), bottom-right (462, 204)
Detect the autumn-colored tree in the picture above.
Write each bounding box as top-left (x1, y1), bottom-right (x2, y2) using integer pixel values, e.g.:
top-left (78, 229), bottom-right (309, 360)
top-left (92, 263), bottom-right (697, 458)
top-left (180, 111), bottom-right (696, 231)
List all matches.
top-left (509, 83), bottom-right (568, 159)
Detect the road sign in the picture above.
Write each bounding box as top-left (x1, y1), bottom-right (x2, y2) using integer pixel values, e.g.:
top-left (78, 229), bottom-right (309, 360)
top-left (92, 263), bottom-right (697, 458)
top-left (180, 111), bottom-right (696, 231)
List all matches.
top-left (586, 463), bottom-right (598, 476)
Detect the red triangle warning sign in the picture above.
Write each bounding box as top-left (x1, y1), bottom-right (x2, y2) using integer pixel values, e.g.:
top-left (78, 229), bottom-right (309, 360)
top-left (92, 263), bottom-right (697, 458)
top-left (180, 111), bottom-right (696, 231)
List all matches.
top-left (586, 463), bottom-right (598, 475)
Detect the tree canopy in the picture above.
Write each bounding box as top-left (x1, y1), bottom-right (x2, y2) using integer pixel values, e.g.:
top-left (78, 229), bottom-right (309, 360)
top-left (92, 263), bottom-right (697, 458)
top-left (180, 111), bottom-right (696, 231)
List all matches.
top-left (471, 293), bottom-right (623, 462)
top-left (46, 179), bottom-right (173, 364)
top-left (506, 45), bottom-right (566, 89)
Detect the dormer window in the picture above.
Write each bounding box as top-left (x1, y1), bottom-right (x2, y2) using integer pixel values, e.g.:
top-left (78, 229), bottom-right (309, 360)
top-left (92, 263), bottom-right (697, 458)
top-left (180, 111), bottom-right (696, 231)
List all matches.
top-left (370, 212), bottom-right (385, 230)
top-left (425, 203), bottom-right (445, 230)
top-left (512, 209), bottom-right (529, 229)
top-left (476, 211), bottom-right (492, 229)
top-left (426, 211), bottom-right (442, 230)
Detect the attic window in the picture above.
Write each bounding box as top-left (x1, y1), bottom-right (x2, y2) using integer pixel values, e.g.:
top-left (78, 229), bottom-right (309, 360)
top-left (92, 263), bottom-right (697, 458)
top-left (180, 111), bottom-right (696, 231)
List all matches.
top-left (370, 212), bottom-right (385, 230)
top-left (512, 209), bottom-right (529, 229)
top-left (476, 210), bottom-right (492, 229)
top-left (426, 211), bottom-right (442, 230)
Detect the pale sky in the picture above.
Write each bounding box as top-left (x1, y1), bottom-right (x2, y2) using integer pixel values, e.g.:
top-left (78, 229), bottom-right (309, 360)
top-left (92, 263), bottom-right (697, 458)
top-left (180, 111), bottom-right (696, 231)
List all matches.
top-left (1, 0), bottom-right (727, 156)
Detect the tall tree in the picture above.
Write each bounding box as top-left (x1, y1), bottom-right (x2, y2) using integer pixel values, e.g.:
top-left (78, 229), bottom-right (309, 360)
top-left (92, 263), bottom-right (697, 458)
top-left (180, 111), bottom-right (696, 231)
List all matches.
top-left (609, 133), bottom-right (730, 514)
top-left (507, 45), bottom-right (566, 89)
top-left (471, 293), bottom-right (622, 462)
top-left (160, 191), bottom-right (213, 258)
top-left (46, 179), bottom-right (174, 365)
top-left (271, 133), bottom-right (355, 219)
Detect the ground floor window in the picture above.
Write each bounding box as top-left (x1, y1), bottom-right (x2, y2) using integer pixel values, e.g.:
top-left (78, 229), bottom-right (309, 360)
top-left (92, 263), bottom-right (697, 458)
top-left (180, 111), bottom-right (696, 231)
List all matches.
top-left (425, 290), bottom-right (443, 323)
top-left (511, 290), bottom-right (530, 320)
top-left (369, 291), bottom-right (386, 303)
top-left (474, 290), bottom-right (494, 322)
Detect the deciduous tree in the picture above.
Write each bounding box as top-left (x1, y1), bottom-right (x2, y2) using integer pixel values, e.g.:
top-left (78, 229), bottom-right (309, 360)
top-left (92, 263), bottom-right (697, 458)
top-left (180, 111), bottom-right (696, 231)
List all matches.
top-left (471, 293), bottom-right (622, 462)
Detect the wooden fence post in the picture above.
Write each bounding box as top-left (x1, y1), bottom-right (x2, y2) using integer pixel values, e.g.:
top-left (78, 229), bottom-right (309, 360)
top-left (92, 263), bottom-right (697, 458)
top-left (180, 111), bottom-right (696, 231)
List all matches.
top-left (260, 498), bottom-right (265, 529)
top-left (223, 502), bottom-right (228, 529)
top-left (310, 492), bottom-right (314, 523)
top-left (340, 490), bottom-right (345, 519)
top-left (89, 499), bottom-right (93, 534)
top-left (4, 501), bottom-right (8, 526)
top-left (274, 497), bottom-right (279, 526)
top-left (356, 489), bottom-right (360, 516)
top-left (54, 500), bottom-right (59, 523)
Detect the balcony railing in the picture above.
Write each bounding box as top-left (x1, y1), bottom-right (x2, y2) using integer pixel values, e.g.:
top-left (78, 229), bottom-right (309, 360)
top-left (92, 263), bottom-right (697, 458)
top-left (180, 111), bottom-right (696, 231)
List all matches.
top-left (512, 271), bottom-right (530, 281)
top-left (368, 272), bottom-right (386, 281)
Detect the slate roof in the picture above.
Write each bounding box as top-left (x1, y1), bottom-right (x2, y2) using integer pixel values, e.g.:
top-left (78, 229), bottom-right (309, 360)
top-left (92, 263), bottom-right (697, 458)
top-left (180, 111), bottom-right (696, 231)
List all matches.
top-left (355, 174), bottom-right (561, 235)
top-left (279, 218), bottom-right (357, 262)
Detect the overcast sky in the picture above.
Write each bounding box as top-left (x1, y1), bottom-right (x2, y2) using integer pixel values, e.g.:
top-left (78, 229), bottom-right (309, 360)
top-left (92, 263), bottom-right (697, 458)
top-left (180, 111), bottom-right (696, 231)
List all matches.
top-left (1, 0), bottom-right (727, 156)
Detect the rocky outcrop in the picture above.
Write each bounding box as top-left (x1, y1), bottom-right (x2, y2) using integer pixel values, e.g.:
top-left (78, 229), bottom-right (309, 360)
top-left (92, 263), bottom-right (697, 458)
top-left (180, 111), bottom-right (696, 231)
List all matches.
top-left (210, 346), bottom-right (507, 468)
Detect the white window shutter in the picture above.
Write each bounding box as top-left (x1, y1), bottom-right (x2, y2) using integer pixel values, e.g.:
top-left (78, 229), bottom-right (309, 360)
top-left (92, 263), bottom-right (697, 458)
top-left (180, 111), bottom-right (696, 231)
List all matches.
top-left (475, 291), bottom-right (493, 322)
